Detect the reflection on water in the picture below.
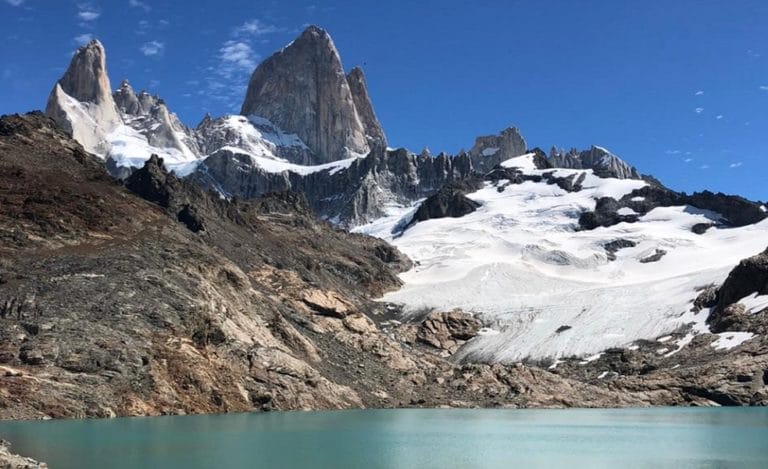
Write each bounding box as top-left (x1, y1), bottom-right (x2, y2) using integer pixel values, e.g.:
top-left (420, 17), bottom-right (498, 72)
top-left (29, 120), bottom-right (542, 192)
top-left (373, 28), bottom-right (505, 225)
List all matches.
top-left (1, 407), bottom-right (767, 468)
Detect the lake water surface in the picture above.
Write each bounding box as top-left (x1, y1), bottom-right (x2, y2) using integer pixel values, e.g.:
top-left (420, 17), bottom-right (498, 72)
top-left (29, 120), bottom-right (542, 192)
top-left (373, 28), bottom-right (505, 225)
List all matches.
top-left (1, 407), bottom-right (767, 468)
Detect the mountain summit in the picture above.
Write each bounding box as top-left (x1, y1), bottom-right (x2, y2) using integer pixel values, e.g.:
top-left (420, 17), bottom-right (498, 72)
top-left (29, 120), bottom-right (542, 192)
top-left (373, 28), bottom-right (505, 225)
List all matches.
top-left (240, 25), bottom-right (375, 164)
top-left (45, 39), bottom-right (121, 155)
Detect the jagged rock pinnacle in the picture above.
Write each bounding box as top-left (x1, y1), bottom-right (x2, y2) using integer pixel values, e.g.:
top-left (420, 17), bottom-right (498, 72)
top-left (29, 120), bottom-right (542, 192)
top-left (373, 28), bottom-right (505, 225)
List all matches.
top-left (45, 38), bottom-right (121, 156)
top-left (346, 66), bottom-right (387, 148)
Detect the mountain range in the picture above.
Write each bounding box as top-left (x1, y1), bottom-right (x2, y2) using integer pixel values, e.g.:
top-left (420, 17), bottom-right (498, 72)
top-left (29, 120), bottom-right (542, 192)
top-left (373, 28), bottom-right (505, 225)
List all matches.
top-left (0, 25), bottom-right (766, 424)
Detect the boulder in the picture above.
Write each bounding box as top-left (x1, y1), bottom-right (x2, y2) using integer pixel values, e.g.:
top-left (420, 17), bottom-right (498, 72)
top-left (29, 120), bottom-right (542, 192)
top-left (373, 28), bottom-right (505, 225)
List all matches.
top-left (417, 311), bottom-right (481, 353)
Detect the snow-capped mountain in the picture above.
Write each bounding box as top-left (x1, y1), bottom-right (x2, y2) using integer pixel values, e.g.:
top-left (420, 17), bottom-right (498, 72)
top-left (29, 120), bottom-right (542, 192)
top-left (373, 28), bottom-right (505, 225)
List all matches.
top-left (41, 25), bottom-right (768, 368)
top-left (356, 153), bottom-right (768, 362)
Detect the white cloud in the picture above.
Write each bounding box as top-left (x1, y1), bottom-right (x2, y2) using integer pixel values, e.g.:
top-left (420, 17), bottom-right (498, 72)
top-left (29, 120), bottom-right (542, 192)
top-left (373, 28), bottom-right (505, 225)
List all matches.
top-left (700, 164), bottom-right (710, 169)
top-left (665, 149), bottom-right (681, 155)
top-left (729, 162), bottom-right (743, 168)
top-left (759, 85), bottom-right (768, 91)
top-left (694, 90), bottom-right (704, 96)
top-left (140, 40), bottom-right (164, 56)
top-left (78, 10), bottom-right (100, 21)
top-left (694, 107), bottom-right (704, 114)
top-left (234, 19), bottom-right (282, 37)
top-left (5, 0), bottom-right (25, 6)
top-left (683, 158), bottom-right (693, 163)
top-left (129, 0), bottom-right (150, 11)
top-left (74, 33), bottom-right (93, 45)
top-left (715, 115), bottom-right (723, 120)
top-left (219, 40), bottom-right (257, 70)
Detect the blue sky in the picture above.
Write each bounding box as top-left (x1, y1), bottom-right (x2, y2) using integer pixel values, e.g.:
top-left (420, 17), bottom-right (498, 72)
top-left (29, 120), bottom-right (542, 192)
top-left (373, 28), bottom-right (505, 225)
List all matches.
top-left (1, 0), bottom-right (767, 200)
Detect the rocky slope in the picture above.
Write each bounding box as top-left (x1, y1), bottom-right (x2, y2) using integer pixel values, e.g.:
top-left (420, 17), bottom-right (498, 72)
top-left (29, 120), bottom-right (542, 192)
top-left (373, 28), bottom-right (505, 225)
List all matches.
top-left (0, 112), bottom-right (670, 421)
top-left (2, 113), bottom-right (766, 419)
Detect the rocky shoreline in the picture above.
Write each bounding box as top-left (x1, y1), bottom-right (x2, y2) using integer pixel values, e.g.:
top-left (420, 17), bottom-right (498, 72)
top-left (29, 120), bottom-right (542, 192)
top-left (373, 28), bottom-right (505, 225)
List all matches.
top-left (0, 440), bottom-right (46, 469)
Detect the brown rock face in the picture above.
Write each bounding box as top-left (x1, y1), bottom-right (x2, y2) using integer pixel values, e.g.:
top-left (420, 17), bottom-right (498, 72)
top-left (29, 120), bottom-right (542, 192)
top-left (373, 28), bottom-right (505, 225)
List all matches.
top-left (417, 311), bottom-right (482, 353)
top-left (240, 25), bottom-right (369, 164)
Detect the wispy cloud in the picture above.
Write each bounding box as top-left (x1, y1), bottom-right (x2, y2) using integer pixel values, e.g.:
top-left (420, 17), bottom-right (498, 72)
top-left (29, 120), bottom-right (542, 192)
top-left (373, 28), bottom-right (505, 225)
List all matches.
top-left (4, 0), bottom-right (25, 6)
top-left (219, 40), bottom-right (258, 72)
top-left (759, 85), bottom-right (768, 91)
top-left (128, 0), bottom-right (150, 11)
top-left (715, 115), bottom-right (723, 120)
top-left (77, 3), bottom-right (101, 22)
top-left (683, 158), bottom-right (693, 163)
top-left (700, 164), bottom-right (710, 170)
top-left (198, 18), bottom-right (286, 110)
top-left (234, 19), bottom-right (283, 37)
top-left (665, 149), bottom-right (681, 155)
top-left (694, 90), bottom-right (704, 96)
top-left (74, 33), bottom-right (93, 45)
top-left (136, 19), bottom-right (149, 34)
top-left (694, 107), bottom-right (704, 114)
top-left (729, 162), bottom-right (743, 168)
top-left (140, 40), bottom-right (164, 56)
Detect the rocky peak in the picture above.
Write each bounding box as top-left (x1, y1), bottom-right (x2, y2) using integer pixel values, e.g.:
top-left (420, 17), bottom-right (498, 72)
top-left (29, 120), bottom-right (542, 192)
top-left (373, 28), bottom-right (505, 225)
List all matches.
top-left (124, 154), bottom-right (177, 208)
top-left (114, 79), bottom-right (141, 115)
top-left (112, 82), bottom-right (200, 159)
top-left (549, 145), bottom-right (640, 180)
top-left (240, 25), bottom-right (370, 164)
top-left (56, 40), bottom-right (113, 105)
top-left (346, 66), bottom-right (387, 148)
top-left (468, 126), bottom-right (527, 173)
top-left (45, 38), bottom-right (121, 156)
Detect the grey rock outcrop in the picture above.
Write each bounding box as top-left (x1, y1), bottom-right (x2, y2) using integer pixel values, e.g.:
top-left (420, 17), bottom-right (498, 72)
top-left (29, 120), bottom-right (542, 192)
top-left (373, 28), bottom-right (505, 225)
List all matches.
top-left (45, 39), bottom-right (121, 156)
top-left (193, 146), bottom-right (475, 227)
top-left (195, 114), bottom-right (313, 163)
top-left (707, 247), bottom-right (768, 334)
top-left (0, 440), bottom-right (47, 468)
top-left (549, 145), bottom-right (640, 179)
top-left (468, 127), bottom-right (527, 173)
top-left (346, 67), bottom-right (387, 148)
top-left (240, 26), bottom-right (369, 164)
top-left (406, 177), bottom-right (484, 229)
top-left (114, 80), bottom-right (200, 157)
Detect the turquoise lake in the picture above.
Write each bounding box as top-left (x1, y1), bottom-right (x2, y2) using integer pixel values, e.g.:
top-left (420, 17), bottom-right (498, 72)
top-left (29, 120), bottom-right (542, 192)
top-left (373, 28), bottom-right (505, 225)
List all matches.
top-left (1, 408), bottom-right (767, 468)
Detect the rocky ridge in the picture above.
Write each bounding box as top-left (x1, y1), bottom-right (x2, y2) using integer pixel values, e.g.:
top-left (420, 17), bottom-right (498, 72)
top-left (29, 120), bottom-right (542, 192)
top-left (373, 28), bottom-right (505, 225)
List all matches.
top-left (1, 113), bottom-right (766, 418)
top-left (0, 112), bottom-right (667, 421)
top-left (45, 27), bottom-right (657, 227)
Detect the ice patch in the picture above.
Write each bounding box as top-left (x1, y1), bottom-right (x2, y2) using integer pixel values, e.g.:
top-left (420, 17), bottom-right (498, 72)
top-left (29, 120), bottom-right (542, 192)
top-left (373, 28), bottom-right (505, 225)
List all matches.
top-left (739, 292), bottom-right (768, 314)
top-left (617, 207), bottom-right (638, 216)
top-left (218, 146), bottom-right (356, 176)
top-left (711, 332), bottom-right (755, 350)
top-left (500, 153), bottom-right (538, 171)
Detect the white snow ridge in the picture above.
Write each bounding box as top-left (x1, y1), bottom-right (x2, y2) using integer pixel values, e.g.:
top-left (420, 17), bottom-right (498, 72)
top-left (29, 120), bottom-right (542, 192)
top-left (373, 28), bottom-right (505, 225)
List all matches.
top-left (356, 153), bottom-right (768, 363)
